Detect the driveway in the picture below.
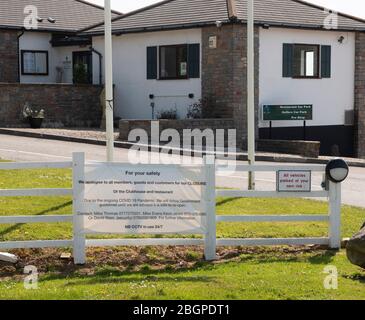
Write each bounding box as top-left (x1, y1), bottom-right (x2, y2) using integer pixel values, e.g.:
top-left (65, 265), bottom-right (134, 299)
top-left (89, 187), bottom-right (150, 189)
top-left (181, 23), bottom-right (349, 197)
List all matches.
top-left (0, 134), bottom-right (364, 208)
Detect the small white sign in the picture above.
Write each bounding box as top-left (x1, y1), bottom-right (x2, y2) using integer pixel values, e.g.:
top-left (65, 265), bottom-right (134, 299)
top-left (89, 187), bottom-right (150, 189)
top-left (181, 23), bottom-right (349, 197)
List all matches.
top-left (277, 170), bottom-right (311, 192)
top-left (209, 36), bottom-right (217, 49)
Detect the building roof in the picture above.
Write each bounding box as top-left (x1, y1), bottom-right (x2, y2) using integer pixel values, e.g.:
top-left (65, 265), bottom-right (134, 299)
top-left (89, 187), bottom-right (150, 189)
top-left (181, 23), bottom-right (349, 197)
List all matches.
top-left (82, 0), bottom-right (365, 35)
top-left (0, 0), bottom-right (121, 32)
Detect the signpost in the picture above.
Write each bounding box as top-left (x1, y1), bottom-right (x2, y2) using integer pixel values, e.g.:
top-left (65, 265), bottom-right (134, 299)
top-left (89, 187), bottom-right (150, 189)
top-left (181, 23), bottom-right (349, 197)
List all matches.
top-left (263, 105), bottom-right (313, 121)
top-left (104, 0), bottom-right (114, 162)
top-left (262, 104), bottom-right (313, 140)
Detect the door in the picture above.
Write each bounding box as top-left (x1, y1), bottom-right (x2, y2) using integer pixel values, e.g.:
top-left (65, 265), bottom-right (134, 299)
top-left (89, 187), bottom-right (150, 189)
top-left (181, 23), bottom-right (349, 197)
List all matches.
top-left (73, 51), bottom-right (92, 84)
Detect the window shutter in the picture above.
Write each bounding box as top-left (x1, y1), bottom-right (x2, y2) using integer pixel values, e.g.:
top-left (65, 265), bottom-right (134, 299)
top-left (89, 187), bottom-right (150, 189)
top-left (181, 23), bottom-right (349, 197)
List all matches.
top-left (282, 43), bottom-right (293, 78)
top-left (147, 46), bottom-right (157, 79)
top-left (321, 45), bottom-right (331, 78)
top-left (188, 43), bottom-right (200, 78)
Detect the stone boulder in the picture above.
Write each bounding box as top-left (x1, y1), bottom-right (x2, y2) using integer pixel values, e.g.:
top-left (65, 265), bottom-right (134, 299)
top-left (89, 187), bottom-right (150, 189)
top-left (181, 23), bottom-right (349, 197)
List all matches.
top-left (0, 252), bottom-right (18, 264)
top-left (346, 224), bottom-right (365, 268)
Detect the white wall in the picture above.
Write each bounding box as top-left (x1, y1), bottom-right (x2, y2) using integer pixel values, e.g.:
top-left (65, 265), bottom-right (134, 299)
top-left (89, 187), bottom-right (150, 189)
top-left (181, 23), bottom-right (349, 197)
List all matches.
top-left (92, 29), bottom-right (202, 120)
top-left (259, 27), bottom-right (355, 128)
top-left (19, 32), bottom-right (90, 84)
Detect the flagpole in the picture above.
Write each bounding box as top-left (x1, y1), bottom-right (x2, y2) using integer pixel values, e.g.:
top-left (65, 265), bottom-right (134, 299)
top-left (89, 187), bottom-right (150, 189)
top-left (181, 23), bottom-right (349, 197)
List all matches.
top-left (104, 0), bottom-right (114, 162)
top-left (247, 0), bottom-right (256, 190)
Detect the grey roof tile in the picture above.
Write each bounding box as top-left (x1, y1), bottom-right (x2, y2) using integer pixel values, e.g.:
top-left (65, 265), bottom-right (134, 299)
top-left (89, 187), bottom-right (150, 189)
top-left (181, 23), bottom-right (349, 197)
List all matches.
top-left (0, 0), bottom-right (121, 32)
top-left (83, 0), bottom-right (365, 34)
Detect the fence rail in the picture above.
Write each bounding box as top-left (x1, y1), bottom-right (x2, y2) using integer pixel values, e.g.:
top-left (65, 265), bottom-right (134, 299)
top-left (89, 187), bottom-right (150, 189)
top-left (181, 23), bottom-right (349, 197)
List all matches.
top-left (216, 190), bottom-right (328, 198)
top-left (0, 162), bottom-right (72, 170)
top-left (0, 153), bottom-right (342, 264)
top-left (216, 215), bottom-right (329, 222)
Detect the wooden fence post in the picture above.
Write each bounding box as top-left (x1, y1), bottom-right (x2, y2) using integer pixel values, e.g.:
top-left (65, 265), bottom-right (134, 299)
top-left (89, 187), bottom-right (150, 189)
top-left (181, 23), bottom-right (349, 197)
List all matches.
top-left (204, 156), bottom-right (217, 261)
top-left (72, 152), bottom-right (86, 264)
top-left (328, 181), bottom-right (341, 249)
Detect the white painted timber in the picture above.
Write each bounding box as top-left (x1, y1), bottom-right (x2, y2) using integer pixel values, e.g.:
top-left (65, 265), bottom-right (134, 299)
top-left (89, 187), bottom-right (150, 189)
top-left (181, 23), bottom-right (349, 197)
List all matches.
top-left (72, 152), bottom-right (86, 265)
top-left (0, 215), bottom-right (72, 224)
top-left (329, 181), bottom-right (342, 249)
top-left (0, 252), bottom-right (18, 263)
top-left (0, 240), bottom-right (73, 249)
top-left (217, 164), bottom-right (326, 172)
top-left (0, 155), bottom-right (344, 261)
top-left (86, 238), bottom-right (205, 247)
top-left (216, 215), bottom-right (329, 222)
top-left (204, 156), bottom-right (217, 261)
top-left (0, 162), bottom-right (72, 170)
top-left (217, 238), bottom-right (329, 246)
top-left (216, 190), bottom-right (329, 198)
top-left (0, 188), bottom-right (72, 197)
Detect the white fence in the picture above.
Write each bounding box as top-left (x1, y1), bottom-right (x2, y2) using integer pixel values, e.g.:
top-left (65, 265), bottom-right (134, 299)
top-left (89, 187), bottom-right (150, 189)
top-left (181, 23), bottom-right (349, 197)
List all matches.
top-left (0, 153), bottom-right (341, 264)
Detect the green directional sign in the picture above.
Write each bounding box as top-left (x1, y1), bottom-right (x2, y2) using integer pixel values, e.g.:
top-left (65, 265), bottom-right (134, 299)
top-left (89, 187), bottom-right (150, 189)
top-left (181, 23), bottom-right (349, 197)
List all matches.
top-left (262, 105), bottom-right (313, 121)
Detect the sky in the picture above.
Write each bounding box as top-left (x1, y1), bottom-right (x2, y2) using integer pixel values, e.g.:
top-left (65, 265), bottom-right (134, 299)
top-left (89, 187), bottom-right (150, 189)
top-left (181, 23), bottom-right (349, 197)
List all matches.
top-left (87, 0), bottom-right (365, 19)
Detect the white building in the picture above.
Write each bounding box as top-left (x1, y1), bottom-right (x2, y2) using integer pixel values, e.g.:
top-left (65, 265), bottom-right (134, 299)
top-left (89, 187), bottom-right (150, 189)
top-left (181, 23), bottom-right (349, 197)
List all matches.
top-left (82, 0), bottom-right (365, 157)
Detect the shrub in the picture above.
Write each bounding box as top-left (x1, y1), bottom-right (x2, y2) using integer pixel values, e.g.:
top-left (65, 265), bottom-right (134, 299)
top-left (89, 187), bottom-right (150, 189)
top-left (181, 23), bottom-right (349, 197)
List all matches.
top-left (156, 108), bottom-right (178, 120)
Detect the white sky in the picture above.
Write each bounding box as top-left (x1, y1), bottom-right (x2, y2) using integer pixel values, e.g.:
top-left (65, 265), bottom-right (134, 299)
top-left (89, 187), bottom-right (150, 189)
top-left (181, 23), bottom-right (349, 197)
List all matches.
top-left (87, 0), bottom-right (365, 19)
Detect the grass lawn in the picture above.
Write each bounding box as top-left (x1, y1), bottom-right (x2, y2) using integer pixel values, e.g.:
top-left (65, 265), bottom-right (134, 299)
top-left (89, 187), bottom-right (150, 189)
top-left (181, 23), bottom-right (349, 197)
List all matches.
top-left (0, 167), bottom-right (364, 300)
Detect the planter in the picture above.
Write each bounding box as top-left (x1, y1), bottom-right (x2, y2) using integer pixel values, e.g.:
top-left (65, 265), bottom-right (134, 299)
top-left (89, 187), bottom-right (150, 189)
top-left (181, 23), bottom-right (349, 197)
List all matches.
top-left (29, 117), bottom-right (44, 129)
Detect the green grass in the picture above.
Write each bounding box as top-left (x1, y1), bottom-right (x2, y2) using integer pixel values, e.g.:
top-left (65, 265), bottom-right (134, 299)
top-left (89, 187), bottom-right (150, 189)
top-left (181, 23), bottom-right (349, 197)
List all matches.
top-left (0, 167), bottom-right (364, 300)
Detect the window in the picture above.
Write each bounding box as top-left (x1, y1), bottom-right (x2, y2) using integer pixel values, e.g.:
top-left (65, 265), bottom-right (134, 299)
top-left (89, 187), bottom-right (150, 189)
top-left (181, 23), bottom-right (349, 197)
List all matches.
top-left (293, 44), bottom-right (319, 78)
top-left (159, 45), bottom-right (188, 79)
top-left (146, 44), bottom-right (200, 80)
top-left (21, 50), bottom-right (49, 75)
top-left (283, 44), bottom-right (331, 79)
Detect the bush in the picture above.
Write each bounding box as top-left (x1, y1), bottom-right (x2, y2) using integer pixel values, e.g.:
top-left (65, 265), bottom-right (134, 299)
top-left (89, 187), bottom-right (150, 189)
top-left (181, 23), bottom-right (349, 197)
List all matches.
top-left (156, 108), bottom-right (178, 120)
top-left (186, 101), bottom-right (203, 119)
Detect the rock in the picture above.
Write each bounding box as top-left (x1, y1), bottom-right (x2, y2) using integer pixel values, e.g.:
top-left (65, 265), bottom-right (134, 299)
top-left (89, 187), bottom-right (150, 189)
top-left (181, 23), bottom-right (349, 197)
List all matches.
top-left (60, 252), bottom-right (72, 260)
top-left (0, 252), bottom-right (18, 264)
top-left (346, 225), bottom-right (365, 268)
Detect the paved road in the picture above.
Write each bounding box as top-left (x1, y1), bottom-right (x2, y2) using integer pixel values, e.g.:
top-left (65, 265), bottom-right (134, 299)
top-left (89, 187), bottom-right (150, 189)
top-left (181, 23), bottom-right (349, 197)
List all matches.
top-left (0, 134), bottom-right (365, 208)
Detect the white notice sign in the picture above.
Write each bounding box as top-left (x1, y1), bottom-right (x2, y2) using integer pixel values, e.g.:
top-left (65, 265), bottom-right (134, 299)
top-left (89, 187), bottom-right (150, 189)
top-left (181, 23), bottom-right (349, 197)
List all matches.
top-left (75, 164), bottom-right (207, 234)
top-left (277, 170), bottom-right (311, 192)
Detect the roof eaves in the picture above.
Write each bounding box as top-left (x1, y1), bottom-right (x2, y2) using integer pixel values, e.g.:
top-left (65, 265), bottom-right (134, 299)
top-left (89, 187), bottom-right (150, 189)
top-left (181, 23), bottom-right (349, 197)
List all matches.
top-left (248, 20), bottom-right (365, 32)
top-left (0, 25), bottom-right (81, 33)
top-left (81, 20), bottom-right (233, 37)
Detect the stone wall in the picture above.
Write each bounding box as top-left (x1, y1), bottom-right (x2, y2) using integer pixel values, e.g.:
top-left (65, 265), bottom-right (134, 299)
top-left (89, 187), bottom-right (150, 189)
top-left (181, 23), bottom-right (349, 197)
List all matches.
top-left (0, 83), bottom-right (103, 127)
top-left (0, 30), bottom-right (19, 83)
top-left (201, 24), bottom-right (259, 149)
top-left (257, 139), bottom-right (321, 158)
top-left (355, 32), bottom-right (365, 159)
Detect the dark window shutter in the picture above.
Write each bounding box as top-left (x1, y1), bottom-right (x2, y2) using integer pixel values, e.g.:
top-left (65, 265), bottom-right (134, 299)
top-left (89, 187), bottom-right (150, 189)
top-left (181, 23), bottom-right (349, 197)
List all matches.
top-left (321, 45), bottom-right (331, 78)
top-left (188, 43), bottom-right (200, 78)
top-left (147, 46), bottom-right (157, 79)
top-left (283, 43), bottom-right (294, 78)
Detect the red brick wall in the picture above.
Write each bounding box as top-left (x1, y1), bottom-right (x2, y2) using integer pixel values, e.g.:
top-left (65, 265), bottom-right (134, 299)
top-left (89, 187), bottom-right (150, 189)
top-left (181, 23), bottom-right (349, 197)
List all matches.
top-left (0, 30), bottom-right (19, 83)
top-left (201, 24), bottom-right (259, 149)
top-left (355, 32), bottom-right (365, 158)
top-left (0, 83), bottom-right (103, 128)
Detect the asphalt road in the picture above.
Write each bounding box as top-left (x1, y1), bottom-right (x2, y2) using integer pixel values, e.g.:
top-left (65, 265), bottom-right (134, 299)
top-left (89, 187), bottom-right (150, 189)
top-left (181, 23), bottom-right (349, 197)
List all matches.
top-left (0, 134), bottom-right (365, 208)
